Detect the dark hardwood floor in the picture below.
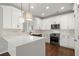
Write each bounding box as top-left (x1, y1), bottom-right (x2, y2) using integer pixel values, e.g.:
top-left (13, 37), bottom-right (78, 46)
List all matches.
top-left (0, 43), bottom-right (75, 56)
top-left (46, 43), bottom-right (75, 56)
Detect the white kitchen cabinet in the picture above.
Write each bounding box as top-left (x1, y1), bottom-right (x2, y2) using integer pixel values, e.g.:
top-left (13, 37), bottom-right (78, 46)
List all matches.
top-left (0, 7), bottom-right (8, 54)
top-left (41, 13), bottom-right (74, 30)
top-left (33, 18), bottom-right (41, 30)
top-left (2, 6), bottom-right (12, 29)
top-left (42, 31), bottom-right (50, 43)
top-left (74, 4), bottom-right (79, 56)
top-left (2, 6), bottom-right (21, 29)
top-left (55, 15), bottom-right (61, 24)
top-left (3, 35), bottom-right (45, 56)
top-left (60, 15), bottom-right (68, 29)
top-left (0, 7), bottom-right (3, 34)
top-left (60, 30), bottom-right (75, 49)
top-left (60, 13), bottom-right (74, 30)
top-left (67, 13), bottom-right (74, 29)
top-left (41, 15), bottom-right (61, 30)
top-left (67, 35), bottom-right (75, 49)
top-left (60, 33), bottom-right (68, 47)
top-left (11, 7), bottom-right (21, 29)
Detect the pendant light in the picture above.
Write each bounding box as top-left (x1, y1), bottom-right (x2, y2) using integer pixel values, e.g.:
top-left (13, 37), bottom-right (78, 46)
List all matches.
top-left (26, 3), bottom-right (32, 21)
top-left (19, 3), bottom-right (24, 23)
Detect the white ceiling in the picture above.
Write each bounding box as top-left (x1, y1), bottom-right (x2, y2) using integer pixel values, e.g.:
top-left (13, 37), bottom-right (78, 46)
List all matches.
top-left (0, 3), bottom-right (74, 18)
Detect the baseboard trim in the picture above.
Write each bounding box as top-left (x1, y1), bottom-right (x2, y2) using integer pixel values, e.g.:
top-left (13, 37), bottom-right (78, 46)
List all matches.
top-left (0, 50), bottom-right (8, 54)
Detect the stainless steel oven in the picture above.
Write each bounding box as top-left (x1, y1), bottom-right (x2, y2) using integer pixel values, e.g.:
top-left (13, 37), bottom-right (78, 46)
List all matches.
top-left (50, 33), bottom-right (60, 45)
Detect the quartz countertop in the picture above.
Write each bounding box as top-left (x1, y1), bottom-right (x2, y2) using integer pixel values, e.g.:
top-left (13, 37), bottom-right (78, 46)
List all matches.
top-left (3, 34), bottom-right (44, 47)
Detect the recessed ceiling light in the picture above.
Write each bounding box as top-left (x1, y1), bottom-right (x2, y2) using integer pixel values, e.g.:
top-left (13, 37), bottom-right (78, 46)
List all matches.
top-left (31, 6), bottom-right (34, 9)
top-left (41, 13), bottom-right (45, 16)
top-left (61, 7), bottom-right (64, 10)
top-left (46, 6), bottom-right (50, 9)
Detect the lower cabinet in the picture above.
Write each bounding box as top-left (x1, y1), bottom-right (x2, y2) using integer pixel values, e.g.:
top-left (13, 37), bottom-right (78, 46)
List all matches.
top-left (42, 30), bottom-right (75, 49)
top-left (42, 31), bottom-right (50, 43)
top-left (60, 31), bottom-right (75, 49)
top-left (8, 39), bottom-right (45, 56)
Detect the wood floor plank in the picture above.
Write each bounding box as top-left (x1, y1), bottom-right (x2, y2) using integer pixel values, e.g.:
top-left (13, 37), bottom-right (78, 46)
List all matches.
top-left (46, 43), bottom-right (75, 56)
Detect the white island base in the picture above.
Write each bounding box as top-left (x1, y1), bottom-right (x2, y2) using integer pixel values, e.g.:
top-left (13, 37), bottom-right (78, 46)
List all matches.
top-left (3, 34), bottom-right (45, 56)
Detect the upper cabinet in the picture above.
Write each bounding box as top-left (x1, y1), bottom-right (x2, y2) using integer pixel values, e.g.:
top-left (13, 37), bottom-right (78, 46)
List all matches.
top-left (2, 6), bottom-right (22, 29)
top-left (67, 13), bottom-right (74, 29)
top-left (2, 6), bottom-right (12, 29)
top-left (33, 18), bottom-right (42, 30)
top-left (41, 13), bottom-right (74, 30)
top-left (11, 7), bottom-right (21, 29)
top-left (40, 16), bottom-right (61, 30)
top-left (60, 13), bottom-right (74, 30)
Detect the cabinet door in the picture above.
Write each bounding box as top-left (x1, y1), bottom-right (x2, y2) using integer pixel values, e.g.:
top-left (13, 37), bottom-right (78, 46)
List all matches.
top-left (17, 39), bottom-right (45, 56)
top-left (2, 6), bottom-right (21, 29)
top-left (33, 18), bottom-right (41, 30)
top-left (60, 13), bottom-right (74, 30)
top-left (74, 5), bottom-right (79, 56)
top-left (60, 15), bottom-right (68, 29)
top-left (12, 7), bottom-right (21, 29)
top-left (43, 32), bottom-right (50, 43)
top-left (60, 32), bottom-right (68, 47)
top-left (3, 6), bottom-right (12, 29)
top-left (67, 13), bottom-right (74, 29)
top-left (0, 7), bottom-right (3, 34)
top-left (67, 35), bottom-right (75, 49)
top-left (60, 31), bottom-right (74, 49)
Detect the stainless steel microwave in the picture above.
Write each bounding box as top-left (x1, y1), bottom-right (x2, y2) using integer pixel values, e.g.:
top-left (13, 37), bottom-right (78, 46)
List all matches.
top-left (51, 24), bottom-right (60, 29)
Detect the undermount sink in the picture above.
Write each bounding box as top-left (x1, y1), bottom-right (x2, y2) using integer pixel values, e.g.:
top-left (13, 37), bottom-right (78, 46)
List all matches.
top-left (31, 33), bottom-right (42, 37)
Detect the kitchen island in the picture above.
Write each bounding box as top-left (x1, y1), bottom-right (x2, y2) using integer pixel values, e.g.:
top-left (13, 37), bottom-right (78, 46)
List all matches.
top-left (2, 30), bottom-right (45, 56)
